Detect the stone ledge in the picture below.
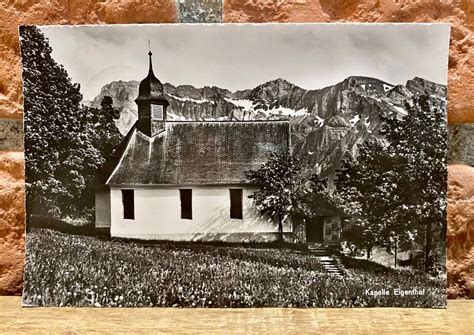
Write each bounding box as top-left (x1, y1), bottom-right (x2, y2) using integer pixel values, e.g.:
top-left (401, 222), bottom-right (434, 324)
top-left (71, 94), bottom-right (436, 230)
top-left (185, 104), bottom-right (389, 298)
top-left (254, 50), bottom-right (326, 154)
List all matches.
top-left (178, 0), bottom-right (223, 22)
top-left (0, 151), bottom-right (25, 295)
top-left (449, 124), bottom-right (474, 167)
top-left (0, 119), bottom-right (23, 151)
top-left (447, 163), bottom-right (474, 298)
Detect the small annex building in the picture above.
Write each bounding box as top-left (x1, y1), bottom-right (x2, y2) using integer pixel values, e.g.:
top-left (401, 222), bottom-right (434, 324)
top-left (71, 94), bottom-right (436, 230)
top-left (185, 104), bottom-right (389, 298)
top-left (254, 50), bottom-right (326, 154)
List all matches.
top-left (95, 50), bottom-right (341, 244)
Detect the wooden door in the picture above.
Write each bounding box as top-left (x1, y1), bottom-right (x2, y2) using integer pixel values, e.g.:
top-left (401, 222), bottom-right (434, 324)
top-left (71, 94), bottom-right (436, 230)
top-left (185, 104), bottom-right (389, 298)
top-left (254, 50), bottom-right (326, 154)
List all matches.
top-left (306, 217), bottom-right (325, 242)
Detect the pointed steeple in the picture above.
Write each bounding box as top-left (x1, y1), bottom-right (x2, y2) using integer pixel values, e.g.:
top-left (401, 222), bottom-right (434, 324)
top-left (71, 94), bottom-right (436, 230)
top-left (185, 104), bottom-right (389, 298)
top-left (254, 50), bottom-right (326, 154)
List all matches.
top-left (135, 43), bottom-right (170, 137)
top-left (136, 43), bottom-right (165, 102)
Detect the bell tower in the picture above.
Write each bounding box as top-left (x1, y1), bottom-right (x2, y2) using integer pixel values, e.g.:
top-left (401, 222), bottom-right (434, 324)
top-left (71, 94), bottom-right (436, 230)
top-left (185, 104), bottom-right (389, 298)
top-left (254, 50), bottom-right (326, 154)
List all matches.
top-left (135, 45), bottom-right (170, 137)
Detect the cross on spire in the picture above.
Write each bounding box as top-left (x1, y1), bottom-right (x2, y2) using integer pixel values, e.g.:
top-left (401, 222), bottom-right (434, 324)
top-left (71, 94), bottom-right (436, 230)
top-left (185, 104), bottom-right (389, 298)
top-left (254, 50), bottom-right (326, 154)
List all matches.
top-left (148, 40), bottom-right (153, 73)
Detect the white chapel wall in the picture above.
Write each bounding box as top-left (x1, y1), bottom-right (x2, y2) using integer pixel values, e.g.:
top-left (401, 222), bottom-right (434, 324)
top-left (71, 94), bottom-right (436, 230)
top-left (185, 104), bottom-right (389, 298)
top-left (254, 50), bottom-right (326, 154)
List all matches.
top-left (109, 185), bottom-right (292, 241)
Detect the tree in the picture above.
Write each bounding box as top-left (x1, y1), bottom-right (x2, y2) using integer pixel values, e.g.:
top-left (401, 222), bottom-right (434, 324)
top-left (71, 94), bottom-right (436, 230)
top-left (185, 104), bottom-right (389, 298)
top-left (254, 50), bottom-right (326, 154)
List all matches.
top-left (20, 26), bottom-right (122, 222)
top-left (77, 98), bottom-right (122, 215)
top-left (297, 173), bottom-right (340, 238)
top-left (336, 94), bottom-right (447, 272)
top-left (336, 147), bottom-right (390, 259)
top-left (246, 152), bottom-right (303, 243)
top-left (381, 94), bottom-right (447, 272)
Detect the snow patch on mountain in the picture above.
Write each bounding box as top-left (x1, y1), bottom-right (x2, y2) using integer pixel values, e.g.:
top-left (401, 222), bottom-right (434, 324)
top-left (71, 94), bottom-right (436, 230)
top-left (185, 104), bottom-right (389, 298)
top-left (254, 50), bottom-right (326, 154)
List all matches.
top-left (383, 84), bottom-right (394, 92)
top-left (262, 106), bottom-right (297, 117)
top-left (387, 102), bottom-right (408, 116)
top-left (315, 115), bottom-right (325, 127)
top-left (364, 116), bottom-right (370, 127)
top-left (167, 112), bottom-right (192, 121)
top-left (393, 105), bottom-right (407, 115)
top-left (226, 97), bottom-right (306, 118)
top-left (168, 94), bottom-right (211, 104)
top-left (224, 98), bottom-right (254, 110)
top-left (294, 108), bottom-right (309, 117)
top-left (350, 115), bottom-right (360, 126)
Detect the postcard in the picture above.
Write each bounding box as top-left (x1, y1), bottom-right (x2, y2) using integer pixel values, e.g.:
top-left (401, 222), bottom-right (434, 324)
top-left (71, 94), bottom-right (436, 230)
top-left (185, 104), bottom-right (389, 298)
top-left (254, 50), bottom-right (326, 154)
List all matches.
top-left (20, 23), bottom-right (450, 307)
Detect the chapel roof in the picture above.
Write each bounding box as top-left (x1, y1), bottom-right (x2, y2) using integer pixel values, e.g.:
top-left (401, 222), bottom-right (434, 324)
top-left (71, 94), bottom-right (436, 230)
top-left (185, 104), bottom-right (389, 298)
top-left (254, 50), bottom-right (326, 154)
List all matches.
top-left (105, 121), bottom-right (290, 185)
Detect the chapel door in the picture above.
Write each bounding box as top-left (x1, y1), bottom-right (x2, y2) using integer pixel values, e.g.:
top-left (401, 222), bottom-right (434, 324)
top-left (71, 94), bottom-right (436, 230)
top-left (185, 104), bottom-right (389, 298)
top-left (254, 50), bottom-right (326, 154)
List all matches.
top-left (306, 217), bottom-right (325, 242)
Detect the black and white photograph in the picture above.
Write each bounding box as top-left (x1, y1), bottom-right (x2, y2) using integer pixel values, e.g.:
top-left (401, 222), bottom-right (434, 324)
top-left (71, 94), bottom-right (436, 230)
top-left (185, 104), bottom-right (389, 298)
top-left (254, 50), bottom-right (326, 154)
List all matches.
top-left (20, 23), bottom-right (450, 308)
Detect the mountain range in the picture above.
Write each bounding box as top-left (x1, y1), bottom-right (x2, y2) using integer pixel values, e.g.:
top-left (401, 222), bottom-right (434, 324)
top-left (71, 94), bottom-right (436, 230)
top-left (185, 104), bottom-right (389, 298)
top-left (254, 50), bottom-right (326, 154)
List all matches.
top-left (88, 76), bottom-right (447, 178)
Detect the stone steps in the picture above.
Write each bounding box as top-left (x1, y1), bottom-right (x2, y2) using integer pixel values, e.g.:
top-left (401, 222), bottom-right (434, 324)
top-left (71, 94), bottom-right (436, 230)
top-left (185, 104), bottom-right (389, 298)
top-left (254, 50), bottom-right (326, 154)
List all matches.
top-left (306, 244), bottom-right (346, 277)
top-left (318, 257), bottom-right (345, 277)
top-left (306, 243), bottom-right (331, 257)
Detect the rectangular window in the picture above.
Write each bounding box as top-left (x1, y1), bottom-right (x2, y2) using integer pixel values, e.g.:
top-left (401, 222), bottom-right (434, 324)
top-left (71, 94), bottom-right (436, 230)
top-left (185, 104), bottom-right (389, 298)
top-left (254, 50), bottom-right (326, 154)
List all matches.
top-left (121, 189), bottom-right (134, 220)
top-left (151, 104), bottom-right (163, 120)
top-left (230, 189), bottom-right (243, 219)
top-left (180, 189), bottom-right (192, 220)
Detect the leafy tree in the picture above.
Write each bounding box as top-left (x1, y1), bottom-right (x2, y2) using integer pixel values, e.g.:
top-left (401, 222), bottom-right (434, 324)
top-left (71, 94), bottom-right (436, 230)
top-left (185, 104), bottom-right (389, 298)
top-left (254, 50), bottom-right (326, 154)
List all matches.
top-left (77, 99), bottom-right (122, 215)
top-left (20, 26), bottom-right (121, 222)
top-left (246, 152), bottom-right (303, 242)
top-left (297, 173), bottom-right (340, 237)
top-left (336, 94), bottom-right (447, 272)
top-left (381, 94), bottom-right (447, 272)
top-left (81, 96), bottom-right (121, 159)
top-left (336, 146), bottom-right (390, 259)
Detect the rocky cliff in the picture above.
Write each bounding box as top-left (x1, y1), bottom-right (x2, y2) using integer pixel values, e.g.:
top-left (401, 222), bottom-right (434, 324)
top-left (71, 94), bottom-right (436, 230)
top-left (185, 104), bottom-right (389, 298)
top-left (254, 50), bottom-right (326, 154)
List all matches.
top-left (91, 76), bottom-right (446, 178)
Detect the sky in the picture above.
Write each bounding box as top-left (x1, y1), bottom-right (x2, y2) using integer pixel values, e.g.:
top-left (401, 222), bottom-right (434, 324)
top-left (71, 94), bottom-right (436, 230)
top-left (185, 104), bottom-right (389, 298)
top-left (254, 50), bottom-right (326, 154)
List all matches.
top-left (39, 23), bottom-right (450, 101)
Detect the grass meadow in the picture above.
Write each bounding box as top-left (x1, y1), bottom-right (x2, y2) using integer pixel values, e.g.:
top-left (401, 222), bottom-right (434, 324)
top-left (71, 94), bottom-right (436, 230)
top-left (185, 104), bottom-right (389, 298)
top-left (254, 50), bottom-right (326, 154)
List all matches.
top-left (23, 229), bottom-right (446, 308)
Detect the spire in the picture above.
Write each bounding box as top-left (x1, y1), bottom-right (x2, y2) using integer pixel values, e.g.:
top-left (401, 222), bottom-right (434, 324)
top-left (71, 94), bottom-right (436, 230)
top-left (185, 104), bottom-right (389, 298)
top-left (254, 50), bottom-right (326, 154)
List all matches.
top-left (148, 40), bottom-right (153, 74)
top-left (136, 41), bottom-right (167, 103)
top-left (135, 41), bottom-right (169, 137)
